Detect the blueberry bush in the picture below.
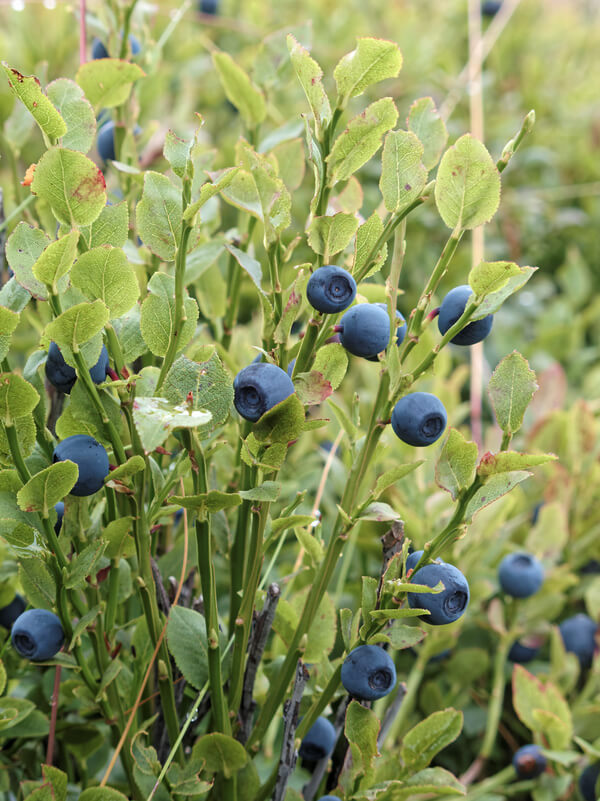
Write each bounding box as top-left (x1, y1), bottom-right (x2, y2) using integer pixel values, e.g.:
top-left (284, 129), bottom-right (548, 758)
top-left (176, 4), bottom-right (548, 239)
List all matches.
top-left (0, 2), bottom-right (599, 801)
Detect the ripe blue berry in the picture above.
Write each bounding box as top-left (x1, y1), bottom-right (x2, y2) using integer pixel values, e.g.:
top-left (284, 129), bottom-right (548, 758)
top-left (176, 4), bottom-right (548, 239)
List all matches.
top-left (98, 121), bottom-right (116, 162)
top-left (54, 501), bottom-right (64, 535)
top-left (481, 1), bottom-right (502, 16)
top-left (391, 393), bottom-right (447, 447)
top-left (339, 303), bottom-right (390, 359)
top-left (199, 0), bottom-right (219, 11)
top-left (512, 745), bottom-right (547, 779)
top-left (233, 363), bottom-right (295, 422)
top-left (408, 562), bottom-right (470, 625)
top-left (52, 435), bottom-right (110, 497)
top-left (579, 763), bottom-right (600, 801)
top-left (559, 614), bottom-right (598, 668)
top-left (298, 716), bottom-right (336, 761)
top-left (498, 552), bottom-right (544, 599)
top-left (11, 609), bottom-right (64, 661)
top-left (306, 265), bottom-right (357, 314)
top-left (0, 594), bottom-right (26, 629)
top-left (508, 640), bottom-right (540, 664)
top-left (438, 285), bottom-right (493, 346)
top-left (531, 501), bottom-right (543, 524)
top-left (91, 38), bottom-right (109, 59)
top-left (341, 644), bottom-right (397, 701)
top-left (406, 550), bottom-right (424, 573)
top-left (45, 342), bottom-right (109, 394)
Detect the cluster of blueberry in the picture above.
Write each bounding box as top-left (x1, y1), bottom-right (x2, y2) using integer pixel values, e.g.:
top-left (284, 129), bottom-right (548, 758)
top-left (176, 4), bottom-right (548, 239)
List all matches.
top-left (233, 265), bottom-right (492, 450)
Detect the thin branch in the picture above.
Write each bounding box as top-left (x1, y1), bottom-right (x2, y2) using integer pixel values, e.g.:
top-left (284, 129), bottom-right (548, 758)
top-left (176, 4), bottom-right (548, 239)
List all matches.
top-left (272, 660), bottom-right (309, 801)
top-left (46, 665), bottom-right (62, 765)
top-left (151, 557), bottom-right (171, 615)
top-left (238, 582), bottom-right (281, 743)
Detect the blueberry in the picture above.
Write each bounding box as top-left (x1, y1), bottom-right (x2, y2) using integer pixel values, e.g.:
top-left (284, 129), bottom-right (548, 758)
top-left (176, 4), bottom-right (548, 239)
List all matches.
top-left (98, 121), bottom-right (116, 162)
top-left (391, 393), bottom-right (447, 447)
top-left (531, 501), bottom-right (543, 525)
top-left (52, 435), bottom-right (110, 497)
top-left (579, 763), bottom-right (600, 801)
top-left (341, 644), bottom-right (397, 701)
top-left (339, 303), bottom-right (390, 359)
top-left (199, 0), bottom-right (219, 13)
top-left (406, 550), bottom-right (424, 573)
top-left (0, 594), bottom-right (26, 629)
top-left (498, 552), bottom-right (544, 599)
top-left (429, 648), bottom-right (452, 664)
top-left (508, 640), bottom-right (540, 664)
top-left (91, 38), bottom-right (109, 59)
top-left (233, 363), bottom-right (295, 423)
top-left (512, 744), bottom-right (547, 779)
top-left (581, 560), bottom-right (600, 575)
top-left (11, 609), bottom-right (65, 661)
top-left (376, 303), bottom-right (407, 345)
top-left (54, 501), bottom-right (64, 535)
top-left (306, 265), bottom-right (357, 314)
top-left (175, 508), bottom-right (184, 525)
top-left (559, 614), bottom-right (598, 668)
top-left (408, 562), bottom-right (470, 625)
top-left (298, 716), bottom-right (336, 761)
top-left (45, 342), bottom-right (109, 394)
top-left (127, 34), bottom-right (141, 55)
top-left (481, 1), bottom-right (502, 16)
top-left (438, 285), bottom-right (493, 346)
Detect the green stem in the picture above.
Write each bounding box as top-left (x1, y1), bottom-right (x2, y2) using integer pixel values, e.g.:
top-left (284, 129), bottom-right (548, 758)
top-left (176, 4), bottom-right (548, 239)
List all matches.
top-left (409, 300), bottom-right (480, 383)
top-left (222, 217), bottom-right (256, 351)
top-left (0, 195), bottom-right (35, 233)
top-left (291, 315), bottom-right (323, 378)
top-left (185, 431), bottom-right (230, 735)
top-left (246, 374), bottom-right (391, 749)
top-left (119, 0), bottom-right (140, 59)
top-left (105, 559), bottom-right (120, 633)
top-left (155, 219), bottom-right (193, 393)
top-left (479, 635), bottom-right (511, 759)
top-left (229, 459), bottom-right (257, 635)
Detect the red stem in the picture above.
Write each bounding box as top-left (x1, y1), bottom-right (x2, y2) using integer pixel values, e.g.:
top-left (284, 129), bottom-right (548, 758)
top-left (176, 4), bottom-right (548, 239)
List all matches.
top-left (46, 665), bottom-right (62, 765)
top-left (79, 0), bottom-right (87, 66)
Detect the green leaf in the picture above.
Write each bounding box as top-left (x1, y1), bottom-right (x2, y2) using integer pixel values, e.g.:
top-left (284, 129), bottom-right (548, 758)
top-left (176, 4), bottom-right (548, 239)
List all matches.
top-left (224, 244), bottom-right (264, 295)
top-left (253, 392), bottom-right (304, 444)
top-left (380, 130), bottom-right (427, 213)
top-left (287, 34), bottom-right (332, 139)
top-left (140, 272), bottom-right (198, 357)
top-left (105, 456), bottom-right (145, 483)
top-left (465, 471), bottom-right (532, 521)
top-left (70, 246), bottom-right (139, 318)
top-left (327, 398), bottom-right (358, 441)
top-left (55, 373), bottom-right (122, 445)
top-left (169, 491), bottom-right (241, 515)
top-left (477, 451), bottom-right (557, 477)
top-left (353, 211), bottom-right (387, 277)
top-left (213, 53), bottom-right (266, 128)
top-left (69, 605), bottom-right (101, 649)
top-left (31, 231), bottom-right (79, 293)
top-left (368, 768), bottom-right (465, 799)
top-left (468, 260), bottom-right (523, 299)
top-left (388, 622), bottom-right (426, 649)
top-left (293, 526), bottom-right (324, 566)
top-left (327, 97), bottom-right (398, 187)
top-left (0, 373), bottom-right (40, 424)
top-left (236, 142), bottom-right (292, 245)
top-left (239, 481), bottom-right (281, 502)
top-left (334, 38), bottom-right (402, 105)
top-left (31, 147), bottom-right (106, 227)
top-left (183, 167), bottom-right (242, 223)
top-left (164, 351), bottom-right (233, 438)
top-left (16, 462), bottom-right (78, 515)
top-left (5, 222), bottom-right (51, 300)
top-left (274, 270), bottom-right (308, 345)
top-left (192, 733), bottom-right (248, 778)
top-left (434, 134), bottom-right (501, 231)
top-left (435, 429), bottom-right (478, 501)
top-left (270, 515), bottom-right (316, 535)
top-left (166, 606), bottom-right (209, 689)
top-left (164, 130), bottom-right (192, 179)
top-left (407, 97), bottom-right (448, 171)
top-left (0, 276), bottom-right (31, 314)
top-left (80, 201), bottom-right (129, 249)
top-left (18, 557), bottom-right (55, 609)
top-left (46, 78), bottom-right (96, 153)
top-left (1, 63), bottom-right (66, 139)
top-left (488, 352), bottom-right (538, 436)
top-left (359, 502), bottom-right (401, 522)
top-left (401, 708), bottom-right (463, 773)
top-left (43, 300), bottom-right (109, 352)
top-left (0, 697), bottom-right (36, 732)
top-left (111, 306), bottom-right (146, 362)
top-left (136, 172), bottom-right (182, 261)
top-left (79, 789), bottom-right (129, 801)
top-left (372, 462), bottom-right (423, 498)
top-left (293, 371), bottom-right (333, 406)
top-left (362, 576), bottom-right (379, 619)
top-left (312, 343), bottom-right (348, 390)
top-left (473, 265), bottom-right (537, 318)
top-left (345, 700), bottom-right (380, 783)
top-left (75, 59), bottom-right (145, 108)
top-left (512, 665), bottom-right (572, 749)
top-left (132, 396), bottom-right (211, 453)
top-left (103, 518), bottom-right (135, 559)
top-left (307, 212), bottom-right (359, 258)
top-left (65, 541), bottom-right (106, 589)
